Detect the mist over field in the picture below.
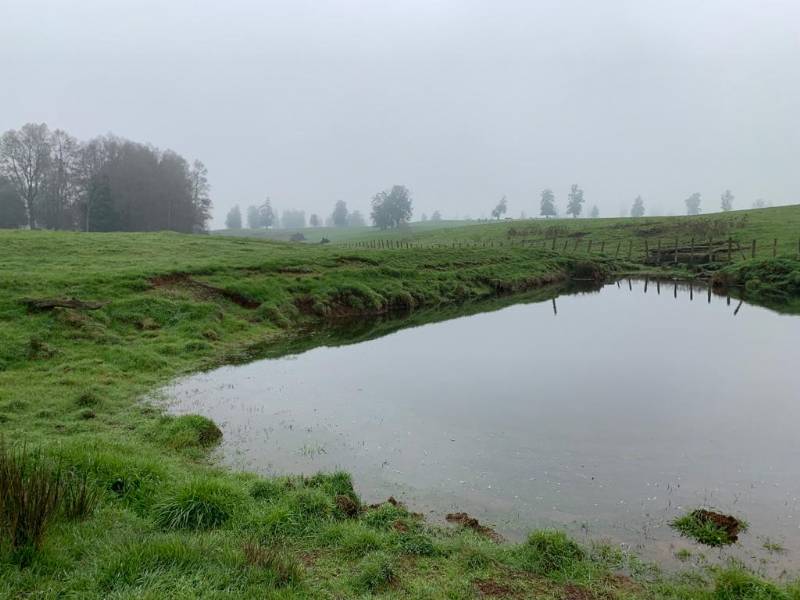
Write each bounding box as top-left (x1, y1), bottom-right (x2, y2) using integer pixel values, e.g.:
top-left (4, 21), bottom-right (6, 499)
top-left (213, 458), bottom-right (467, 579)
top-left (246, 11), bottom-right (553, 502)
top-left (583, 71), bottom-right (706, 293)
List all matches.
top-left (2, 0), bottom-right (798, 226)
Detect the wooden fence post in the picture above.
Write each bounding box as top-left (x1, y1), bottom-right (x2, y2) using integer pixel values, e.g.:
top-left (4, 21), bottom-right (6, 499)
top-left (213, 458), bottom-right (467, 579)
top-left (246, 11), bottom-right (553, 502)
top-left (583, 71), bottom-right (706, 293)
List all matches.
top-left (728, 238), bottom-right (732, 262)
top-left (690, 238), bottom-right (695, 265)
top-left (674, 237), bottom-right (679, 264)
top-left (773, 238), bottom-right (778, 257)
top-left (615, 241), bottom-right (621, 258)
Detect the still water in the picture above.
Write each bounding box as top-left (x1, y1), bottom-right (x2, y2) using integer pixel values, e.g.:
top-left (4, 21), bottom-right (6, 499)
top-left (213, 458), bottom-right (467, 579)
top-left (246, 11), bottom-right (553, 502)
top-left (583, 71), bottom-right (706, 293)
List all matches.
top-left (165, 280), bottom-right (800, 571)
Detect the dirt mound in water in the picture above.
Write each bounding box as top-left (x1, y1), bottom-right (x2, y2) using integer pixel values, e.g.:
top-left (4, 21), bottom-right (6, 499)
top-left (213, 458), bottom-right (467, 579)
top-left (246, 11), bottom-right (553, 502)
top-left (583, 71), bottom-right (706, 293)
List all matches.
top-left (693, 509), bottom-right (744, 542)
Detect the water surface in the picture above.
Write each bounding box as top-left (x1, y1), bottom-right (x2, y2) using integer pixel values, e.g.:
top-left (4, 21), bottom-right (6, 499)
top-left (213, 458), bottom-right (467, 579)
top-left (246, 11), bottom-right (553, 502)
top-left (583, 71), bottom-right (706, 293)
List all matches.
top-left (165, 281), bottom-right (800, 571)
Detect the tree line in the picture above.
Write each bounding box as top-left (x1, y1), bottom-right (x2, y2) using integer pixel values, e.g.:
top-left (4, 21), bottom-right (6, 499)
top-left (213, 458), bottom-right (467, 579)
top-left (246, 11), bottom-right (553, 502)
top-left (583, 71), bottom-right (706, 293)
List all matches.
top-left (0, 123), bottom-right (211, 232)
top-left (226, 185), bottom-right (417, 231)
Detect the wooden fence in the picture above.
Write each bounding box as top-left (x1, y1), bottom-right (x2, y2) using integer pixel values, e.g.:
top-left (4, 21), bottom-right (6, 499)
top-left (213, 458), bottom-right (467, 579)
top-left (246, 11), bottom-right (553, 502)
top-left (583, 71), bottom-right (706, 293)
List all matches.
top-left (339, 236), bottom-right (800, 264)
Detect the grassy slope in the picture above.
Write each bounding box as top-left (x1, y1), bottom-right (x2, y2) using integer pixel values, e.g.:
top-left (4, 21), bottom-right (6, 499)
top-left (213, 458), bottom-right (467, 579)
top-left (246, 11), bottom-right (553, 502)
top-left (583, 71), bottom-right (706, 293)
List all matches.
top-left (0, 226), bottom-right (798, 598)
top-left (213, 220), bottom-right (470, 244)
top-left (327, 205), bottom-right (800, 253)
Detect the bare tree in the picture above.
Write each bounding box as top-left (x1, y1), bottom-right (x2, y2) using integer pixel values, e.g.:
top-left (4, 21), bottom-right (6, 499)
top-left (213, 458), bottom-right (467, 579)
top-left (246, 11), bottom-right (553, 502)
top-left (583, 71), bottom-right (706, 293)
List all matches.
top-left (0, 123), bottom-right (52, 228)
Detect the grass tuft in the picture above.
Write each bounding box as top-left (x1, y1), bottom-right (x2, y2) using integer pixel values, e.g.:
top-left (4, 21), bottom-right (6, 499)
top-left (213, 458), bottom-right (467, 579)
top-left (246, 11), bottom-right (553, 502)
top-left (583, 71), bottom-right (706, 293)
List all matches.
top-left (242, 541), bottom-right (304, 587)
top-left (154, 414), bottom-right (222, 450)
top-left (0, 441), bottom-right (64, 557)
top-left (153, 478), bottom-right (243, 530)
top-left (518, 530), bottom-right (586, 575)
top-left (61, 470), bottom-right (101, 521)
top-left (350, 551), bottom-right (397, 593)
top-left (714, 566), bottom-right (785, 599)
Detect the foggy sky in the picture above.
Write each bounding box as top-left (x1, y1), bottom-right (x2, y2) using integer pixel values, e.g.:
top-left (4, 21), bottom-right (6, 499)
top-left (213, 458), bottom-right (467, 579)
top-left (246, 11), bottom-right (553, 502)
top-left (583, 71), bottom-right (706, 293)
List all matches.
top-left (3, 0), bottom-right (799, 226)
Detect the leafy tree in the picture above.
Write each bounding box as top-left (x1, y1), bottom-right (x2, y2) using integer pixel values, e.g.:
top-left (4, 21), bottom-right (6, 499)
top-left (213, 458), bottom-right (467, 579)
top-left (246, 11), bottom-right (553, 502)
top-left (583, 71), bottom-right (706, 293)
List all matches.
top-left (685, 193), bottom-right (702, 215)
top-left (0, 123), bottom-right (51, 228)
top-left (309, 213), bottom-right (320, 227)
top-left (86, 174), bottom-right (117, 231)
top-left (566, 184), bottom-right (584, 218)
top-left (420, 213), bottom-right (428, 222)
top-left (281, 209), bottom-right (306, 229)
top-left (225, 205), bottom-right (242, 229)
top-left (0, 176), bottom-right (26, 228)
top-left (720, 189), bottom-right (734, 212)
top-left (371, 185), bottom-right (413, 229)
top-left (189, 160), bottom-right (212, 232)
top-left (332, 200), bottom-right (349, 227)
top-left (246, 205), bottom-right (261, 228)
top-left (491, 196), bottom-right (507, 220)
top-left (631, 196), bottom-right (645, 218)
top-left (431, 210), bottom-right (442, 222)
top-left (259, 198), bottom-right (275, 228)
top-left (348, 210), bottom-right (365, 227)
top-left (589, 205), bottom-right (599, 218)
top-left (540, 189), bottom-right (556, 218)
top-left (752, 198), bottom-right (768, 209)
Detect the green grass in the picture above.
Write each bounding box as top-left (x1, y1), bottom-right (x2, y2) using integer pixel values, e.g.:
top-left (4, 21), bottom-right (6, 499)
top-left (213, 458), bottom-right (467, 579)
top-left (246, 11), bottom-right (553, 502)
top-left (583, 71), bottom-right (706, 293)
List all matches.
top-left (0, 212), bottom-right (799, 597)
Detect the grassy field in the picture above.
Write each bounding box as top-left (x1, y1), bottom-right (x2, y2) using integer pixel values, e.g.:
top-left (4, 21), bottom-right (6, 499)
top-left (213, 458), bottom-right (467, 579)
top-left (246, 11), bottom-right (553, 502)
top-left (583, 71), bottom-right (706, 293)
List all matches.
top-left (213, 220), bottom-right (471, 244)
top-left (1, 221), bottom-right (799, 598)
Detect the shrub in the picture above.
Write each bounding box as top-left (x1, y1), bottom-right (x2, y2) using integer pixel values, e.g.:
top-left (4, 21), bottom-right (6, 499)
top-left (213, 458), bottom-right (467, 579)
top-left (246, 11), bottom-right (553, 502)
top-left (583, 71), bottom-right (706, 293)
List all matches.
top-left (518, 530), bottom-right (585, 575)
top-left (155, 414), bottom-right (222, 450)
top-left (153, 478), bottom-right (243, 530)
top-left (350, 551), bottom-right (397, 593)
top-left (0, 441), bottom-right (64, 556)
top-left (242, 541), bottom-right (304, 587)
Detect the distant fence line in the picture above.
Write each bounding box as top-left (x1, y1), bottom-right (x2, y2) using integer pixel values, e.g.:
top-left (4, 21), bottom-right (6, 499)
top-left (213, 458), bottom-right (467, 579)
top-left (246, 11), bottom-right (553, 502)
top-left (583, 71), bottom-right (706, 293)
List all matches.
top-left (338, 236), bottom-right (800, 264)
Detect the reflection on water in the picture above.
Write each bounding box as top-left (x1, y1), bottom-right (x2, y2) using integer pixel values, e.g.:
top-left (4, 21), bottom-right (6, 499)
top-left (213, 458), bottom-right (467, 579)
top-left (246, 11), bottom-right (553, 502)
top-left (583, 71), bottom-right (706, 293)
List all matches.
top-left (164, 280), bottom-right (800, 573)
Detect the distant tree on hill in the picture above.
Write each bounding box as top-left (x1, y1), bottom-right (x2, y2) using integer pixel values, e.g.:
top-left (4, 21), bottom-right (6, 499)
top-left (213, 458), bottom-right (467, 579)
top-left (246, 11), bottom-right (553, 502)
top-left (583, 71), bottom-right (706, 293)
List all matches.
top-left (566, 184), bottom-right (584, 218)
top-left (371, 185), bottom-right (413, 229)
top-left (0, 176), bottom-right (26, 228)
top-left (225, 205), bottom-right (242, 229)
top-left (348, 210), bottom-right (365, 227)
top-left (332, 200), bottom-right (349, 227)
top-left (420, 213), bottom-right (428, 222)
top-left (589, 205), bottom-right (599, 218)
top-left (540, 189), bottom-right (556, 218)
top-left (720, 189), bottom-right (734, 212)
top-left (431, 210), bottom-right (442, 222)
top-left (685, 193), bottom-right (702, 215)
top-left (491, 196), bottom-right (507, 220)
top-left (281, 209), bottom-right (305, 229)
top-left (86, 174), bottom-right (117, 232)
top-left (631, 196), bottom-right (645, 218)
top-left (752, 198), bottom-right (768, 209)
top-left (259, 198), bottom-right (275, 228)
top-left (246, 205), bottom-right (260, 228)
top-left (309, 213), bottom-right (320, 227)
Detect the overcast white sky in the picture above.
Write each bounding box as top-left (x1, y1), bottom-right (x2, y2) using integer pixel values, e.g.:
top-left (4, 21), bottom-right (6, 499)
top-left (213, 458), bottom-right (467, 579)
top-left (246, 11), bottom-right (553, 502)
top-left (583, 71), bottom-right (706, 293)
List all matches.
top-left (2, 0), bottom-right (799, 226)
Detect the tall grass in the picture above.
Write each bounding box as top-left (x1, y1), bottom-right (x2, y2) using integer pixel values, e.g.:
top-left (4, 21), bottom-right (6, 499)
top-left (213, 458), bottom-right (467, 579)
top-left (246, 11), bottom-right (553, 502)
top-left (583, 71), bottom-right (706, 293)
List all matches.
top-left (0, 440), bottom-right (63, 556)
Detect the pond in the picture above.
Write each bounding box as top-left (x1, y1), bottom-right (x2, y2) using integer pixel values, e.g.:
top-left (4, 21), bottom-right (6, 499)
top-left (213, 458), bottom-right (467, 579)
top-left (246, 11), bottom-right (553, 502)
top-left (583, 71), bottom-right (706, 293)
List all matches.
top-left (164, 280), bottom-right (800, 571)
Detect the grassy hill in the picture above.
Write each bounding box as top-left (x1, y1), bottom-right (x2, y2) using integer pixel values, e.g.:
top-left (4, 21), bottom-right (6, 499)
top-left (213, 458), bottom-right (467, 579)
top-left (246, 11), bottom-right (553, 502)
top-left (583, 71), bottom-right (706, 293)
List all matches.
top-left (0, 222), bottom-right (799, 597)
